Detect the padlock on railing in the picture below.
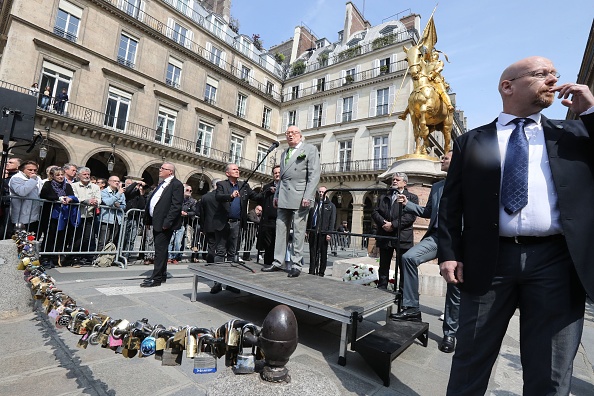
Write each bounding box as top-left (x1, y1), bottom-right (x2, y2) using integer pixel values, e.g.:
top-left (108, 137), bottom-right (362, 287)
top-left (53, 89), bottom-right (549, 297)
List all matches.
top-left (162, 336), bottom-right (183, 366)
top-left (193, 334), bottom-right (217, 374)
top-left (232, 324), bottom-right (257, 374)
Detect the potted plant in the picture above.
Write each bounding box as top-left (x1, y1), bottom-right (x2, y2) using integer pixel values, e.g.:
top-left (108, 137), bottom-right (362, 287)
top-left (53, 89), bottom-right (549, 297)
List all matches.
top-left (290, 60), bottom-right (306, 76)
top-left (274, 52), bottom-right (285, 64)
top-left (318, 53), bottom-right (329, 67)
top-left (345, 74), bottom-right (354, 84)
top-left (380, 65), bottom-right (389, 74)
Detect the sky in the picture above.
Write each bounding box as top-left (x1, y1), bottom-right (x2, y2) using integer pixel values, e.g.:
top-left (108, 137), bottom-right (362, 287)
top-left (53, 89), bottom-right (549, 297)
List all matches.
top-left (231, 0), bottom-right (593, 129)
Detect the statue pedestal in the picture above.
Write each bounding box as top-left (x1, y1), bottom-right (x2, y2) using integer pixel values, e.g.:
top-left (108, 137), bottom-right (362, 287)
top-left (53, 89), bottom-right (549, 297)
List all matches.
top-left (378, 154), bottom-right (445, 185)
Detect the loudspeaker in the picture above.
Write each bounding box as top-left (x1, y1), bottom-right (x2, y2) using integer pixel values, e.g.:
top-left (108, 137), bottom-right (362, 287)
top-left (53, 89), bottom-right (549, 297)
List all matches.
top-left (0, 86), bottom-right (36, 142)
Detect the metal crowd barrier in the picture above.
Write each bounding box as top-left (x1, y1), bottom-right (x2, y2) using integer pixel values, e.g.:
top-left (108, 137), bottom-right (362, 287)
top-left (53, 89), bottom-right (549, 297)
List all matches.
top-left (1, 196), bottom-right (260, 269)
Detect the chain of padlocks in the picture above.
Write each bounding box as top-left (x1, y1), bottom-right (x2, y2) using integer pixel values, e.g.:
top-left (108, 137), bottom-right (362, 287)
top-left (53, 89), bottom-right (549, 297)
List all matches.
top-left (13, 229), bottom-right (262, 375)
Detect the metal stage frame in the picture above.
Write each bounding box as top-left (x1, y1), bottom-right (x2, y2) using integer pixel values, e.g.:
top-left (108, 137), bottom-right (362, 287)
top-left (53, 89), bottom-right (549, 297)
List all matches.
top-left (188, 262), bottom-right (395, 365)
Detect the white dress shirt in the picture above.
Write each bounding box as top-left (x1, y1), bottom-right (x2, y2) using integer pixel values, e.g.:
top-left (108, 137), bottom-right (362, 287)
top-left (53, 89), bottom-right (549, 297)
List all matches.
top-left (149, 175), bottom-right (174, 217)
top-left (497, 112), bottom-right (562, 237)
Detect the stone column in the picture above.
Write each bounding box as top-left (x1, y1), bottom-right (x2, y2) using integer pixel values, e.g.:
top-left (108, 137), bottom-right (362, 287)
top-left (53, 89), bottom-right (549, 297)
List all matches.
top-left (351, 203), bottom-right (365, 236)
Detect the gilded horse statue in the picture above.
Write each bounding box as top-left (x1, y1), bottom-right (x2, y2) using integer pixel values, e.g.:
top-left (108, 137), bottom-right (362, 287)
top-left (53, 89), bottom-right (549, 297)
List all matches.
top-left (399, 45), bottom-right (453, 155)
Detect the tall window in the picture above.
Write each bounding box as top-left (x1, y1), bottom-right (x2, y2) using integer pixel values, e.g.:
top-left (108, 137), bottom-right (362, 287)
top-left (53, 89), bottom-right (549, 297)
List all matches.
top-left (213, 18), bottom-right (224, 38)
top-left (241, 65), bottom-right (251, 81)
top-left (342, 96), bottom-right (353, 122)
top-left (291, 85), bottom-right (299, 100)
top-left (104, 87), bottom-right (131, 131)
top-left (196, 122), bottom-right (213, 156)
top-left (288, 110), bottom-right (297, 127)
top-left (373, 136), bottom-right (389, 169)
top-left (117, 33), bottom-right (138, 68)
top-left (172, 22), bottom-right (188, 46)
top-left (317, 77), bottom-right (326, 92)
top-left (345, 68), bottom-right (356, 84)
top-left (121, 0), bottom-right (142, 19)
top-left (257, 145), bottom-right (268, 173)
top-left (313, 104), bottom-right (323, 128)
top-left (338, 141), bottom-right (352, 171)
top-left (166, 57), bottom-right (182, 88)
top-left (377, 88), bottom-right (389, 116)
top-left (266, 81), bottom-right (274, 95)
top-left (204, 77), bottom-right (217, 105)
top-left (262, 107), bottom-right (271, 129)
top-left (155, 107), bottom-right (177, 145)
top-left (236, 94), bottom-right (247, 118)
top-left (230, 134), bottom-right (243, 164)
top-left (38, 61), bottom-right (73, 110)
top-left (175, 0), bottom-right (189, 14)
top-left (380, 57), bottom-right (391, 74)
top-left (210, 45), bottom-right (222, 67)
top-left (54, 1), bottom-right (82, 42)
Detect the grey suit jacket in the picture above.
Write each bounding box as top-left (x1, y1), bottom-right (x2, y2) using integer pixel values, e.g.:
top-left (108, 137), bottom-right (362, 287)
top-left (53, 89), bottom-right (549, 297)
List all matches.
top-left (275, 142), bottom-right (321, 209)
top-left (403, 179), bottom-right (444, 239)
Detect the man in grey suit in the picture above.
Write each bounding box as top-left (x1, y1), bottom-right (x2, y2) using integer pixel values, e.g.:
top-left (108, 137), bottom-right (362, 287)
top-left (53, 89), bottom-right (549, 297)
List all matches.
top-left (262, 125), bottom-right (321, 277)
top-left (394, 151), bottom-right (460, 353)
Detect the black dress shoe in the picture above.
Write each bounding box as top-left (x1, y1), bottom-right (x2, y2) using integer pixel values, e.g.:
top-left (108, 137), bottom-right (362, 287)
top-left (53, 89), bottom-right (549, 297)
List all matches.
top-left (287, 268), bottom-right (301, 278)
top-left (438, 335), bottom-right (456, 353)
top-left (210, 282), bottom-right (222, 294)
top-left (225, 286), bottom-right (241, 294)
top-left (261, 264), bottom-right (282, 272)
top-left (140, 280), bottom-right (161, 287)
top-left (390, 307), bottom-right (422, 322)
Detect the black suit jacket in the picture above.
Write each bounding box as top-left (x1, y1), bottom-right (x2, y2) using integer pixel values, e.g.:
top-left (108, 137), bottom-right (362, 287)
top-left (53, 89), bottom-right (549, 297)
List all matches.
top-left (215, 179), bottom-right (256, 229)
top-left (144, 178), bottom-right (184, 232)
top-left (254, 181), bottom-right (277, 225)
top-left (199, 191), bottom-right (219, 233)
top-left (307, 198), bottom-right (336, 233)
top-left (371, 188), bottom-right (418, 249)
top-left (438, 114), bottom-right (594, 297)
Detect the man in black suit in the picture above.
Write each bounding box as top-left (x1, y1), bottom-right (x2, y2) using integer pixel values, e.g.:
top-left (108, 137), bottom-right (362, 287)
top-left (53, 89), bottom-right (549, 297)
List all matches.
top-left (307, 186), bottom-right (336, 276)
top-left (255, 165), bottom-right (280, 267)
top-left (141, 162), bottom-right (184, 287)
top-left (371, 172), bottom-right (418, 290)
top-left (439, 56), bottom-right (594, 395)
top-left (199, 178), bottom-right (220, 265)
top-left (214, 163), bottom-right (256, 265)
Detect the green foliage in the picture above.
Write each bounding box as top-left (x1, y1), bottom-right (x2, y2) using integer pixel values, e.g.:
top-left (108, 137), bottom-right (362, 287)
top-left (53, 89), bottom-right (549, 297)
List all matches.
top-left (372, 34), bottom-right (396, 50)
top-left (337, 45), bottom-right (361, 62)
top-left (290, 60), bottom-right (306, 76)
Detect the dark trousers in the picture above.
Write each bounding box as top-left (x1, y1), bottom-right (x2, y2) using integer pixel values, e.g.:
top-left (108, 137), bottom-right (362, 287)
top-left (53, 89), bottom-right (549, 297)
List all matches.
top-left (308, 231), bottom-right (329, 275)
top-left (257, 221), bottom-right (276, 265)
top-left (148, 227), bottom-right (174, 282)
top-left (447, 237), bottom-right (585, 395)
top-left (378, 246), bottom-right (408, 288)
top-left (97, 222), bottom-right (120, 252)
top-left (214, 220), bottom-right (240, 262)
top-left (443, 283), bottom-right (461, 337)
top-left (73, 217), bottom-right (95, 253)
top-left (205, 232), bottom-right (216, 263)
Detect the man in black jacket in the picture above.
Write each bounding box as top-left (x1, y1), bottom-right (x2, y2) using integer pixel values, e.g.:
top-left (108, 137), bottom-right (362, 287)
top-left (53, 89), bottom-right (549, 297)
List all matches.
top-left (168, 184), bottom-right (197, 263)
top-left (199, 178), bottom-right (220, 264)
top-left (122, 178), bottom-right (146, 259)
top-left (141, 162), bottom-right (183, 287)
top-left (307, 186), bottom-right (336, 276)
top-left (371, 172), bottom-right (418, 290)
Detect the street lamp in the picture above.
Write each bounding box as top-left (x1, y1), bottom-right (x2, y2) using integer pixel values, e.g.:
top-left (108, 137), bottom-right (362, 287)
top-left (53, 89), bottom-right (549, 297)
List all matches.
top-left (337, 181), bottom-right (343, 206)
top-left (39, 126), bottom-right (50, 160)
top-left (107, 143), bottom-right (116, 172)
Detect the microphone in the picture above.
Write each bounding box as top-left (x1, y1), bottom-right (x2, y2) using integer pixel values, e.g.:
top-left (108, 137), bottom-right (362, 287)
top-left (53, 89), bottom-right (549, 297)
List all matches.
top-left (267, 141), bottom-right (280, 153)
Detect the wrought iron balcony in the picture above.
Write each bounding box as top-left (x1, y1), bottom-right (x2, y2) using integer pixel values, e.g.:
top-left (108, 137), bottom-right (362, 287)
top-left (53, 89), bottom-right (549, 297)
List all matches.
top-left (320, 157), bottom-right (397, 175)
top-left (0, 80), bottom-right (262, 172)
top-left (283, 60), bottom-right (408, 102)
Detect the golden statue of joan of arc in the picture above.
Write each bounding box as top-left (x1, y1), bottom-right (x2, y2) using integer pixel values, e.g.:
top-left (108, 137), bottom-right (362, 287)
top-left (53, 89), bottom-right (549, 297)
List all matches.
top-left (398, 11), bottom-right (453, 155)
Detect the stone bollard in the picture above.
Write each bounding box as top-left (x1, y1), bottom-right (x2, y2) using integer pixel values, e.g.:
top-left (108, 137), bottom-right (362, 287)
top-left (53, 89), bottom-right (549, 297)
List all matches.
top-left (0, 239), bottom-right (34, 319)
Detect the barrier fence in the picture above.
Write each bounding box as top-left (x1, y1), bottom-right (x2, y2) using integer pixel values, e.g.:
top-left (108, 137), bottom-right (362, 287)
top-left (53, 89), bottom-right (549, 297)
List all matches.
top-left (1, 196), bottom-right (259, 268)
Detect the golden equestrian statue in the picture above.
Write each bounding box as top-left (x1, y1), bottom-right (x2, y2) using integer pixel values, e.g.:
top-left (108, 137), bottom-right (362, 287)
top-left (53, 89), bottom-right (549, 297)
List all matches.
top-left (398, 14), bottom-right (453, 155)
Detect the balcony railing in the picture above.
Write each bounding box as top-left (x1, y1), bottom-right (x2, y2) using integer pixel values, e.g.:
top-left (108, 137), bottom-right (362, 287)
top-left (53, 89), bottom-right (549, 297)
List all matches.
top-left (100, 0), bottom-right (282, 101)
top-left (53, 26), bottom-right (77, 43)
top-left (320, 157), bottom-right (397, 174)
top-left (283, 60), bottom-right (408, 102)
top-left (0, 80), bottom-right (262, 172)
top-left (293, 29), bottom-right (418, 77)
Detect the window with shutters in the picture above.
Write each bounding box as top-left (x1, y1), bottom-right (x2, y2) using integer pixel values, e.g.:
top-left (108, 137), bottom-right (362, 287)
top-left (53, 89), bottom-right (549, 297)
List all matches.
top-left (266, 81), bottom-right (274, 95)
top-left (338, 141), bottom-right (352, 171)
top-left (376, 88), bottom-right (389, 115)
top-left (380, 57), bottom-right (391, 74)
top-left (117, 33), bottom-right (138, 69)
top-left (262, 107), bottom-right (272, 129)
top-left (291, 85), bottom-right (299, 100)
top-left (210, 45), bottom-right (223, 67)
top-left (345, 68), bottom-right (356, 84)
top-left (54, 1), bottom-right (81, 42)
top-left (172, 22), bottom-right (188, 46)
top-left (104, 87), bottom-right (131, 131)
top-left (373, 136), bottom-right (389, 169)
top-left (241, 65), bottom-right (251, 81)
top-left (288, 110), bottom-right (297, 127)
top-left (317, 77), bottom-right (326, 92)
top-left (155, 107), bottom-right (177, 145)
top-left (342, 96), bottom-right (353, 122)
top-left (236, 94), bottom-right (247, 118)
top-left (120, 0), bottom-right (142, 19)
top-left (313, 104), bottom-right (323, 128)
top-left (196, 122), bottom-right (213, 156)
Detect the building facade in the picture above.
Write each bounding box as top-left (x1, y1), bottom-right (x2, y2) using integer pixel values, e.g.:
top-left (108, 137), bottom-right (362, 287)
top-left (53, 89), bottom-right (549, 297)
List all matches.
top-left (0, 0), bottom-right (466, 237)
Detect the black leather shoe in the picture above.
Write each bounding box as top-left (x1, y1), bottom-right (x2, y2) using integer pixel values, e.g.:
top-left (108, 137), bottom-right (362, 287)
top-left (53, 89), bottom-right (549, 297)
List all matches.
top-left (438, 335), bottom-right (456, 353)
top-left (287, 268), bottom-right (301, 278)
top-left (225, 286), bottom-right (241, 294)
top-left (261, 264), bottom-right (282, 272)
top-left (390, 307), bottom-right (422, 322)
top-left (140, 280), bottom-right (161, 288)
top-left (210, 282), bottom-right (222, 294)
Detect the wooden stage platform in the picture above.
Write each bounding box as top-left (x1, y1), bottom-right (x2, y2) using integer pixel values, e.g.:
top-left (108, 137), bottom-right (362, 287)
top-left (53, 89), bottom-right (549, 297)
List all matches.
top-left (188, 262), bottom-right (395, 365)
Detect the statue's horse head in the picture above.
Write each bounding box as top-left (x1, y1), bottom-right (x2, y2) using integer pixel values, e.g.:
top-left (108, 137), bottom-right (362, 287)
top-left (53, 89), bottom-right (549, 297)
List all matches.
top-left (403, 44), bottom-right (425, 77)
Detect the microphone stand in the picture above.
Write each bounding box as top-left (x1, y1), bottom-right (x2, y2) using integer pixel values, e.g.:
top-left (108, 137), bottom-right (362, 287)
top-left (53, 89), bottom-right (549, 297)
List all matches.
top-left (230, 144), bottom-right (278, 270)
top-left (395, 200), bottom-right (404, 311)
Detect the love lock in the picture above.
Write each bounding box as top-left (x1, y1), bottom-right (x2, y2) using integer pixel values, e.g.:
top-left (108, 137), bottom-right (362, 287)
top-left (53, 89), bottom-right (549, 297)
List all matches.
top-left (232, 324), bottom-right (257, 374)
top-left (193, 334), bottom-right (217, 374)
